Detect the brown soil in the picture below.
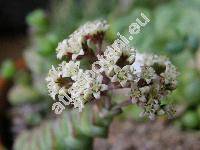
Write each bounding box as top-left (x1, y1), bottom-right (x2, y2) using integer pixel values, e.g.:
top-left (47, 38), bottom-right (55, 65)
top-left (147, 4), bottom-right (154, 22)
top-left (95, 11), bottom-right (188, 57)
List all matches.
top-left (94, 119), bottom-right (200, 150)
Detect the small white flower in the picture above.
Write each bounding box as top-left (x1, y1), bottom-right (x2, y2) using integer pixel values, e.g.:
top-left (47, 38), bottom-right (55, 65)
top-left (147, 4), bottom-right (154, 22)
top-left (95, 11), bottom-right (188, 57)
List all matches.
top-left (122, 47), bottom-right (136, 64)
top-left (56, 39), bottom-right (68, 59)
top-left (161, 62), bottom-right (179, 87)
top-left (143, 54), bottom-right (168, 67)
top-left (71, 49), bottom-right (84, 60)
top-left (111, 65), bottom-right (133, 87)
top-left (59, 61), bottom-right (81, 80)
top-left (71, 97), bottom-right (84, 112)
top-left (132, 53), bottom-right (145, 73)
top-left (57, 88), bottom-right (84, 112)
top-left (56, 20), bottom-right (109, 60)
top-left (70, 71), bottom-right (108, 100)
top-left (139, 66), bottom-right (156, 84)
top-left (105, 42), bottom-right (136, 64)
top-left (104, 46), bottom-right (122, 59)
top-left (90, 74), bottom-right (108, 99)
top-left (46, 65), bottom-right (61, 100)
top-left (68, 71), bottom-right (91, 100)
top-left (97, 55), bottom-right (117, 76)
top-left (130, 83), bottom-right (147, 103)
top-left (80, 20), bottom-right (109, 35)
top-left (56, 36), bottom-right (84, 60)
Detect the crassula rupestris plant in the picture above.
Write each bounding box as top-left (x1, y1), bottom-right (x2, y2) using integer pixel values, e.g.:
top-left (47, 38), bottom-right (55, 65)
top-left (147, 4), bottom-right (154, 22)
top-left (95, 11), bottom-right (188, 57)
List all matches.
top-left (14, 20), bottom-right (178, 150)
top-left (46, 20), bottom-right (178, 119)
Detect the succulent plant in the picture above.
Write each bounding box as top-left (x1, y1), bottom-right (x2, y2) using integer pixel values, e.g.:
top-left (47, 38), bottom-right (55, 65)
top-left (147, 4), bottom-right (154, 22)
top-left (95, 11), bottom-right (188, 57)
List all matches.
top-left (12, 16), bottom-right (179, 149)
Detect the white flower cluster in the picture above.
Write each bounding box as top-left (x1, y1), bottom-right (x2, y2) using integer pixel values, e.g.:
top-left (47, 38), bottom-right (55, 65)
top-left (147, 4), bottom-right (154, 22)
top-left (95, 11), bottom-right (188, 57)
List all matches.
top-left (46, 61), bottom-right (80, 100)
top-left (56, 20), bottom-right (109, 60)
top-left (96, 44), bottom-right (178, 119)
top-left (46, 61), bottom-right (108, 112)
top-left (46, 20), bottom-right (178, 118)
top-left (131, 53), bottom-right (179, 119)
top-left (47, 20), bottom-right (109, 112)
top-left (96, 44), bottom-right (136, 86)
top-left (68, 71), bottom-right (108, 101)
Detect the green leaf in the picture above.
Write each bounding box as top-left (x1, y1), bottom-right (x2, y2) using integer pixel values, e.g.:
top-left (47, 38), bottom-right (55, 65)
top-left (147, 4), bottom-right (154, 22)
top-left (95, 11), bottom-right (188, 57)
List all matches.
top-left (165, 40), bottom-right (185, 55)
top-left (36, 33), bottom-right (59, 56)
top-left (8, 84), bottom-right (40, 105)
top-left (0, 59), bottom-right (16, 79)
top-left (184, 80), bottom-right (200, 105)
top-left (26, 9), bottom-right (49, 33)
top-left (181, 111), bottom-right (199, 129)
